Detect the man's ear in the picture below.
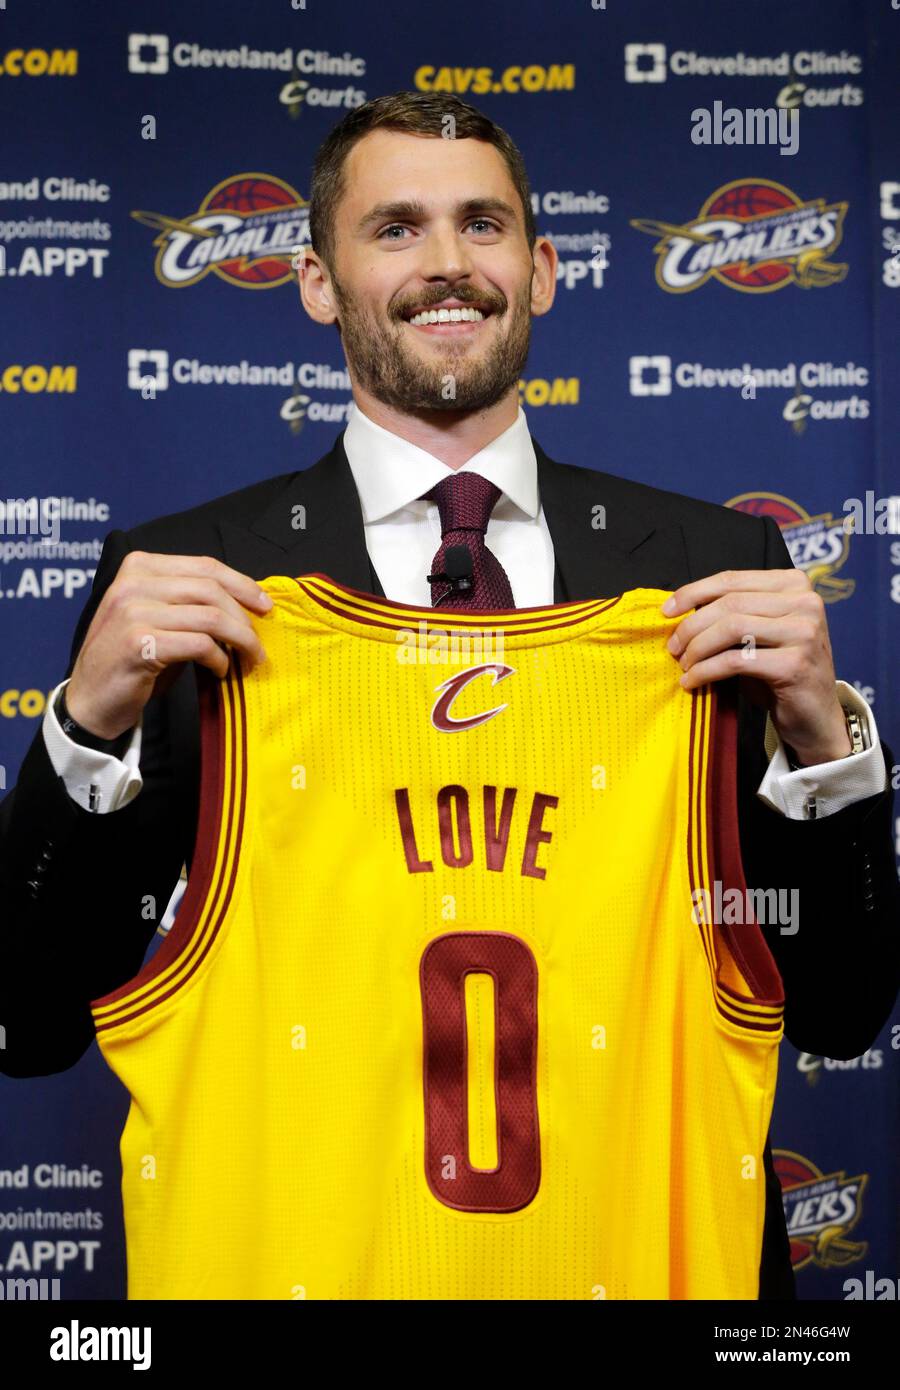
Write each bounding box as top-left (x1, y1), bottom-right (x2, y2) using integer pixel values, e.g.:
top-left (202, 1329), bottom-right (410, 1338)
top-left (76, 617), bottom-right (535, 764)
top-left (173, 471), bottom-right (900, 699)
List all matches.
top-left (298, 248), bottom-right (337, 326)
top-left (530, 235), bottom-right (558, 318)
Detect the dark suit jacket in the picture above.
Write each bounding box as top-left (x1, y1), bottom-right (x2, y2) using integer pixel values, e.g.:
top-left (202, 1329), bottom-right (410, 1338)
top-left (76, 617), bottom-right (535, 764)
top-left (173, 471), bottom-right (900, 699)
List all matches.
top-left (2, 431), bottom-right (898, 1302)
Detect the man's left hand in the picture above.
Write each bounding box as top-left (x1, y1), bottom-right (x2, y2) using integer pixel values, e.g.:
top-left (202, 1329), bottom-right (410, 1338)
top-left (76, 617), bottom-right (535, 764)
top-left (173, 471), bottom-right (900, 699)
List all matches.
top-left (662, 569), bottom-right (851, 767)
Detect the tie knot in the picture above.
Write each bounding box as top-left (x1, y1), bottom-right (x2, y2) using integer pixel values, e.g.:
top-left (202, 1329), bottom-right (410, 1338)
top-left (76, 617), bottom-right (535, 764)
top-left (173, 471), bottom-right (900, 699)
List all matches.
top-left (424, 472), bottom-right (502, 537)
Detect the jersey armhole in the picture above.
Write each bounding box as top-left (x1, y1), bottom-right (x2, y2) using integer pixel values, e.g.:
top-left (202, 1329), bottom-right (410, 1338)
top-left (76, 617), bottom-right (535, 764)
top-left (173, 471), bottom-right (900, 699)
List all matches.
top-left (91, 657), bottom-right (248, 1035)
top-left (702, 680), bottom-right (785, 1032)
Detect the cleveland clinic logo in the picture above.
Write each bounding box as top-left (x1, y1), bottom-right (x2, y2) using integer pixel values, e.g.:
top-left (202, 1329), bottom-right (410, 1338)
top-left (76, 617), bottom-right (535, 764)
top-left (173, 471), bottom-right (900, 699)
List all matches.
top-left (131, 173), bottom-right (308, 288)
top-left (128, 350), bottom-right (168, 391)
top-left (623, 43), bottom-right (865, 107)
top-left (128, 34), bottom-right (169, 74)
top-left (126, 34), bottom-right (366, 113)
top-left (630, 179), bottom-right (848, 293)
top-left (624, 44), bottom-right (667, 83)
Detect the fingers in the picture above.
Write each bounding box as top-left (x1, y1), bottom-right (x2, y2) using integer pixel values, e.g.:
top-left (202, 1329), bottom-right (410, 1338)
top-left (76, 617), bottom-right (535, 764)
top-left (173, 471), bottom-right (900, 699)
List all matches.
top-left (663, 567), bottom-right (810, 616)
top-left (100, 556), bottom-right (272, 671)
top-left (111, 590), bottom-right (268, 667)
top-left (678, 647), bottom-right (809, 691)
top-left (118, 602), bottom-right (268, 671)
top-left (66, 554), bottom-right (274, 736)
top-left (117, 551), bottom-right (273, 614)
top-left (667, 586), bottom-right (824, 655)
top-left (672, 614), bottom-right (817, 673)
top-left (141, 629), bottom-right (234, 680)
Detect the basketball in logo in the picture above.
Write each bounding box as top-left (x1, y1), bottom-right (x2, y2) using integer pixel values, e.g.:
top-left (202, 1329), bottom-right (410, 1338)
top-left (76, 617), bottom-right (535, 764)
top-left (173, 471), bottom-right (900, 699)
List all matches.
top-left (205, 175), bottom-right (302, 285)
top-left (727, 492), bottom-right (804, 527)
top-left (702, 180), bottom-right (798, 289)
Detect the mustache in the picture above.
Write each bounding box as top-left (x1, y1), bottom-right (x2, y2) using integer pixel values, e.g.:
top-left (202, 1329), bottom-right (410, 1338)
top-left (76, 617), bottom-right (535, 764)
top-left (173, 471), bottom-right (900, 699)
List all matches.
top-left (393, 290), bottom-right (507, 319)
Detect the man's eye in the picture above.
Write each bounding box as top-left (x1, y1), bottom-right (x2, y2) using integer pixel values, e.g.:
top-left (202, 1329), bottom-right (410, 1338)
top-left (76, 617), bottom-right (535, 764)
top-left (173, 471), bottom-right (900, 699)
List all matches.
top-left (377, 219), bottom-right (498, 240)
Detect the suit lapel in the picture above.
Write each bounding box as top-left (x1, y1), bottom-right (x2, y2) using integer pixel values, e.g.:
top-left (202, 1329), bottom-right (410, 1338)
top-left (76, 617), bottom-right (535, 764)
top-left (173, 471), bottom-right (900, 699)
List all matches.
top-left (218, 429), bottom-right (690, 600)
top-left (534, 438), bottom-right (689, 598)
top-left (218, 430), bottom-right (375, 589)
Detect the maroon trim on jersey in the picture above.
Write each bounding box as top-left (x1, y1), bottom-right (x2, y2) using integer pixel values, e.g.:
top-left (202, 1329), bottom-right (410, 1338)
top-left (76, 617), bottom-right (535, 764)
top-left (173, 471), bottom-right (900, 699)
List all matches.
top-left (91, 660), bottom-right (248, 1028)
top-left (707, 680), bottom-right (785, 1015)
top-left (686, 684), bottom-right (708, 960)
top-left (420, 932), bottom-right (541, 1213)
top-left (294, 574), bottom-right (623, 634)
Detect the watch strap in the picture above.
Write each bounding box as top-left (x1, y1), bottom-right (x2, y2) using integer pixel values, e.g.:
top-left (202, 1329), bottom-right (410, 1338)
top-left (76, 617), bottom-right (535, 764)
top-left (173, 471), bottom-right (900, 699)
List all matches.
top-left (54, 686), bottom-right (133, 758)
top-left (785, 703), bottom-right (868, 771)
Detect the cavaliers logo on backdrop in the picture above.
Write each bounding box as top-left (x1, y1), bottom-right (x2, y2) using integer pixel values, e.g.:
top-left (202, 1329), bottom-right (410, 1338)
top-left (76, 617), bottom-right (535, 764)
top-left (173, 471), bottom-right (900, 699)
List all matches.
top-left (726, 492), bottom-right (855, 603)
top-left (131, 173), bottom-right (309, 288)
top-left (774, 1150), bottom-right (868, 1272)
top-left (631, 178), bottom-right (848, 294)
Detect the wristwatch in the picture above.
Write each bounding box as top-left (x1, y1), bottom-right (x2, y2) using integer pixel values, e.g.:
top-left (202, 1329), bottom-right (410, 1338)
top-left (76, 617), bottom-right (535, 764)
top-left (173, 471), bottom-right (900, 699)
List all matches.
top-left (842, 706), bottom-right (867, 756)
top-left (54, 686), bottom-right (133, 758)
top-left (785, 703), bottom-right (868, 771)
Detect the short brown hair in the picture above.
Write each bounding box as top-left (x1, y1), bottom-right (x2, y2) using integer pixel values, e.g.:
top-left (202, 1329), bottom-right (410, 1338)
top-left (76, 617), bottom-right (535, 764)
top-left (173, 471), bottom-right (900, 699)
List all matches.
top-left (308, 90), bottom-right (537, 273)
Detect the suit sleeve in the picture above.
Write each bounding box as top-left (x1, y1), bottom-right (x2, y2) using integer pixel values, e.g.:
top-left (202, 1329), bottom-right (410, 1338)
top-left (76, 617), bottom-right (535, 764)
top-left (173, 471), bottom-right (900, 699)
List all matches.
top-left (0, 532), bottom-right (197, 1077)
top-left (735, 515), bottom-right (900, 1057)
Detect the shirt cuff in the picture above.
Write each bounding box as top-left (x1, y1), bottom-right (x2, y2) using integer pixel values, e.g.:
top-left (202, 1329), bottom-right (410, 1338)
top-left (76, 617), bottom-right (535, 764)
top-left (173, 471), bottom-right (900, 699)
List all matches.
top-left (757, 680), bottom-right (887, 818)
top-left (42, 678), bottom-right (144, 813)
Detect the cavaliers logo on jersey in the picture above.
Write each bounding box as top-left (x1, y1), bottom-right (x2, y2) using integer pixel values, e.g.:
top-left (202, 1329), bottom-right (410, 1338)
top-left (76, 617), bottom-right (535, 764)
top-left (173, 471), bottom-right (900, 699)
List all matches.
top-left (431, 663), bottom-right (516, 732)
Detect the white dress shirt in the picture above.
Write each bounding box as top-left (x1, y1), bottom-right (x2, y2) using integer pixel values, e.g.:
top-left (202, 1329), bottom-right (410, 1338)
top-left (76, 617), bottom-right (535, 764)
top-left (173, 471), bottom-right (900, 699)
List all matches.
top-left (43, 401), bottom-right (886, 817)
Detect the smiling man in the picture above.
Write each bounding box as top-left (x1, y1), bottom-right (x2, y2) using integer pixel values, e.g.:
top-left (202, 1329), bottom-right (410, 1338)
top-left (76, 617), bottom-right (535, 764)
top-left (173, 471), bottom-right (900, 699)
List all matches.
top-left (1, 92), bottom-right (898, 1304)
top-left (301, 125), bottom-right (549, 449)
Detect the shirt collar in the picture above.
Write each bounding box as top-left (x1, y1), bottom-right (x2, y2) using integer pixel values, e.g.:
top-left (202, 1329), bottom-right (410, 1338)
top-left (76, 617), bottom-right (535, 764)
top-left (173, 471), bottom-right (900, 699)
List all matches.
top-left (342, 401), bottom-right (539, 523)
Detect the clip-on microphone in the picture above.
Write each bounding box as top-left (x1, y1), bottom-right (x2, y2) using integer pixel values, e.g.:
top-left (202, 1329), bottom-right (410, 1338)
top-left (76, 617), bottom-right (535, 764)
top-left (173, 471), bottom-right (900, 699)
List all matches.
top-left (428, 544), bottom-right (474, 607)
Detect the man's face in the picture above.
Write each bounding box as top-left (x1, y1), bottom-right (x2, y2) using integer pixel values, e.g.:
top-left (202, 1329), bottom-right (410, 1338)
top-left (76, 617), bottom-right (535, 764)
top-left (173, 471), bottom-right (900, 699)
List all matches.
top-left (323, 129), bottom-right (539, 414)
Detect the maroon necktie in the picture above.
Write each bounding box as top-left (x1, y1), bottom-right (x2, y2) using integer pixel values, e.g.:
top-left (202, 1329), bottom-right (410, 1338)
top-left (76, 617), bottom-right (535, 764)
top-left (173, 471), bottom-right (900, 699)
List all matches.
top-left (424, 472), bottom-right (515, 611)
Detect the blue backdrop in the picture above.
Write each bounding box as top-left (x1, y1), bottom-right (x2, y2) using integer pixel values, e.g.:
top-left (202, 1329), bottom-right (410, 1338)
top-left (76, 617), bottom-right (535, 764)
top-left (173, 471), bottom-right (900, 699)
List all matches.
top-left (1, 0), bottom-right (897, 1300)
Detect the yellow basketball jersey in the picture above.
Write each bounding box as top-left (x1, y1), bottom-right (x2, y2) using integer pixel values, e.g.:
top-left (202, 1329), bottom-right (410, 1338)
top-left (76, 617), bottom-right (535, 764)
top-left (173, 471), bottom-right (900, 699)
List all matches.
top-left (92, 574), bottom-right (784, 1301)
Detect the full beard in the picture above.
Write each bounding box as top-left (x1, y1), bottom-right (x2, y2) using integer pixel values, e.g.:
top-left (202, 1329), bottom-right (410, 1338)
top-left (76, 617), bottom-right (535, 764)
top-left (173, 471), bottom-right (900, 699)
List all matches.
top-left (330, 277), bottom-right (533, 414)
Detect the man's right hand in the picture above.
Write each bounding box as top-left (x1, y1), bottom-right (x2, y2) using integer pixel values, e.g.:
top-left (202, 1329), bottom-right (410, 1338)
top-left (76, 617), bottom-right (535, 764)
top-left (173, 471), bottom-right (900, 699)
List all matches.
top-left (64, 552), bottom-right (272, 740)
